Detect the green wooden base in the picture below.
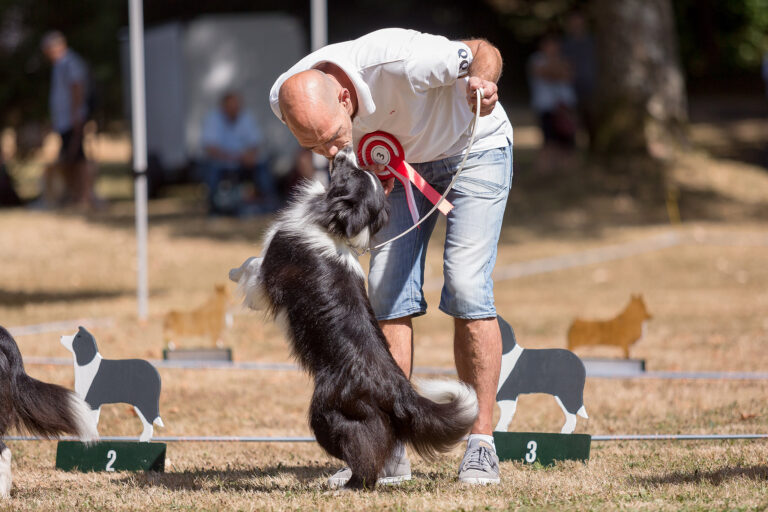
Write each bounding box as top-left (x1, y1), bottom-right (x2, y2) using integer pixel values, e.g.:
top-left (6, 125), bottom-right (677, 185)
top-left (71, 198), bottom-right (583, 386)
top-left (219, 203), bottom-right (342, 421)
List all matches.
top-left (56, 441), bottom-right (166, 472)
top-left (493, 432), bottom-right (591, 466)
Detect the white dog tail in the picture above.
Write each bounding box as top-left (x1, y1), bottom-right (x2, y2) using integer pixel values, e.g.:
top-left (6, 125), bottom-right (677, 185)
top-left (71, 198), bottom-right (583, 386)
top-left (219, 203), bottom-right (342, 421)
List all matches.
top-left (153, 416), bottom-right (165, 428)
top-left (395, 379), bottom-right (478, 460)
top-left (577, 405), bottom-right (588, 419)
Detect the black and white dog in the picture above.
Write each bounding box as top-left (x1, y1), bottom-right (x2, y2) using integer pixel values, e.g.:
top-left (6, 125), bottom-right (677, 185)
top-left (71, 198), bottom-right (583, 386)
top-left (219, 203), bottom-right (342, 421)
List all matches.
top-left (0, 326), bottom-right (97, 498)
top-left (230, 146), bottom-right (478, 489)
top-left (60, 327), bottom-right (163, 442)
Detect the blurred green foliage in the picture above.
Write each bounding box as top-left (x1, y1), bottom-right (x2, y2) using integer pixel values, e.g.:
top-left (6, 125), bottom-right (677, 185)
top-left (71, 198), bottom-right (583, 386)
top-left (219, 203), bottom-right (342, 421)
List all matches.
top-left (673, 0), bottom-right (768, 81)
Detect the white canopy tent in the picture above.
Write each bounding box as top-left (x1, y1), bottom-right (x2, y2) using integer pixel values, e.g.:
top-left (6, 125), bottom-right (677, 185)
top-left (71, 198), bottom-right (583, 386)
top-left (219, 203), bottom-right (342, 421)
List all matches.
top-left (127, 0), bottom-right (327, 320)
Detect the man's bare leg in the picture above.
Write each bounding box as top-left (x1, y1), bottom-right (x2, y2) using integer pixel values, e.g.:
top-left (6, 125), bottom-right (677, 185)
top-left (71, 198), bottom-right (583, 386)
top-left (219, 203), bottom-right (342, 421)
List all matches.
top-left (453, 317), bottom-right (501, 435)
top-left (380, 317), bottom-right (413, 378)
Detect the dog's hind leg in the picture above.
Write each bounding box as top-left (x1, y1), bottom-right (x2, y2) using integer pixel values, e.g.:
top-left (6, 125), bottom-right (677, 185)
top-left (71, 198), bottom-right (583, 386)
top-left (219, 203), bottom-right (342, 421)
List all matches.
top-left (134, 407), bottom-right (154, 442)
top-left (554, 396), bottom-right (578, 434)
top-left (0, 442), bottom-right (11, 498)
top-left (494, 399), bottom-right (518, 432)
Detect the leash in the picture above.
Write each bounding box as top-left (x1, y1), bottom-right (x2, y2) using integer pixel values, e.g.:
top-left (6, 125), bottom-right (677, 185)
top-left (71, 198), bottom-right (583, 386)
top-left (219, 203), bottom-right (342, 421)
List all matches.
top-left (361, 87), bottom-right (485, 254)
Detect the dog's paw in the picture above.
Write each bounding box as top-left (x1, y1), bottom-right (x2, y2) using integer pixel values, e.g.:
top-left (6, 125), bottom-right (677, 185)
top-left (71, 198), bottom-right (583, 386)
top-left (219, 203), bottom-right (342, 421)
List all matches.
top-left (0, 447), bottom-right (12, 498)
top-left (229, 257), bottom-right (262, 284)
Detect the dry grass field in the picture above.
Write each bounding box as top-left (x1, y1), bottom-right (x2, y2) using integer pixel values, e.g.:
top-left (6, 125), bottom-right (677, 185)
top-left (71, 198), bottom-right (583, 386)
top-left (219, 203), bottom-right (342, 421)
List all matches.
top-left (1, 119), bottom-right (768, 509)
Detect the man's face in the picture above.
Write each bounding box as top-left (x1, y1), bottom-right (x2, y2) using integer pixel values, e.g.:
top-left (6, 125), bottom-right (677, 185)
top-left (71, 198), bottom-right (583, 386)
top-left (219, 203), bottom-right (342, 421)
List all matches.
top-left (43, 40), bottom-right (66, 62)
top-left (281, 72), bottom-right (355, 160)
top-left (222, 95), bottom-right (241, 121)
top-left (287, 97), bottom-right (353, 159)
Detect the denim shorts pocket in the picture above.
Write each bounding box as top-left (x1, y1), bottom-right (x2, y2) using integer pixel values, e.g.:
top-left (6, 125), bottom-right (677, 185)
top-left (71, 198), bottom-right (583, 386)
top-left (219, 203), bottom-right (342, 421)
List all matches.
top-left (449, 147), bottom-right (511, 198)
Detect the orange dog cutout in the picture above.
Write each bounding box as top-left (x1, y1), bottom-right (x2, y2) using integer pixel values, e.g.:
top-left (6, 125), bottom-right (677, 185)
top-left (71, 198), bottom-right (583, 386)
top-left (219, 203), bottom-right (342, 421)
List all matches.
top-left (567, 295), bottom-right (652, 359)
top-left (163, 284), bottom-right (232, 349)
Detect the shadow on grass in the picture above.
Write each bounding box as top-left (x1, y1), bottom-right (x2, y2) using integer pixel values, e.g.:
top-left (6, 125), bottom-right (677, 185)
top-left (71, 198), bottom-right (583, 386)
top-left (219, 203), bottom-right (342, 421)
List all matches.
top-left (121, 465), bottom-right (436, 493)
top-left (51, 144), bottom-right (768, 245)
top-left (119, 465), bottom-right (327, 493)
top-left (637, 464), bottom-right (768, 486)
top-left (0, 288), bottom-right (129, 307)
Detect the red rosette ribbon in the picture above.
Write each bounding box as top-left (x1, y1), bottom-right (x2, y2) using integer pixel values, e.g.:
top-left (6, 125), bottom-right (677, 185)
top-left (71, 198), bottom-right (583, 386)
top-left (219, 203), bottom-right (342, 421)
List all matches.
top-left (357, 131), bottom-right (454, 225)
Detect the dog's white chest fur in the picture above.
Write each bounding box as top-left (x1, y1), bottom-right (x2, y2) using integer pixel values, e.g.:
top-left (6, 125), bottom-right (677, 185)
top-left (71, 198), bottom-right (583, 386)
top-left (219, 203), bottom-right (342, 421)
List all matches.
top-left (73, 355), bottom-right (102, 399)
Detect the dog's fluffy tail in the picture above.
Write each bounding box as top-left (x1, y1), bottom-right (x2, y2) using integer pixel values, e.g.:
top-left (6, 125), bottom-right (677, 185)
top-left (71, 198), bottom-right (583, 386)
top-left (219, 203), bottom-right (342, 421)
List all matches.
top-left (395, 379), bottom-right (478, 460)
top-left (0, 327), bottom-right (97, 442)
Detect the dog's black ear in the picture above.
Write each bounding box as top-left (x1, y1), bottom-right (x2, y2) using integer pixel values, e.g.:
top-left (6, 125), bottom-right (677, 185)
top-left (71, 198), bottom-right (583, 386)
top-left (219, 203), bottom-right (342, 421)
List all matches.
top-left (369, 199), bottom-right (389, 236)
top-left (324, 193), bottom-right (370, 239)
top-left (73, 328), bottom-right (98, 365)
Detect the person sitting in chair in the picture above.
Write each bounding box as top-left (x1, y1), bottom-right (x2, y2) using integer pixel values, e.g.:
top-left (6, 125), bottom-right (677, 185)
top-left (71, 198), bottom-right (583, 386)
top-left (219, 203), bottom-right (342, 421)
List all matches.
top-left (200, 91), bottom-right (277, 215)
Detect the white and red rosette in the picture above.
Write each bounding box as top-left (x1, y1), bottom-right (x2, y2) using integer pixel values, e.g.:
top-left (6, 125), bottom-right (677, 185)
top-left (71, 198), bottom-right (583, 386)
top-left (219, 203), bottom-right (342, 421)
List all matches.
top-left (357, 131), bottom-right (453, 225)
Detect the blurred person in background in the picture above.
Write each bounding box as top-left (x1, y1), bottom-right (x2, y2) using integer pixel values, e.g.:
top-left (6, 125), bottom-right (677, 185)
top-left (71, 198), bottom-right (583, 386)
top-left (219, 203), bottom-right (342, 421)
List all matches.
top-left (528, 33), bottom-right (577, 174)
top-left (762, 51), bottom-right (768, 168)
top-left (0, 150), bottom-right (22, 207)
top-left (762, 51), bottom-right (768, 98)
top-left (276, 148), bottom-right (320, 198)
top-left (39, 31), bottom-right (100, 210)
top-left (200, 91), bottom-right (278, 215)
top-left (562, 10), bottom-right (597, 146)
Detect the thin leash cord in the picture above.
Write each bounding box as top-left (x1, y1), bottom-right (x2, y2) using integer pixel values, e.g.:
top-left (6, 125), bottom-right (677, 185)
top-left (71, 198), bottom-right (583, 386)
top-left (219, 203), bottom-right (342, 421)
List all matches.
top-left (365, 88), bottom-right (484, 253)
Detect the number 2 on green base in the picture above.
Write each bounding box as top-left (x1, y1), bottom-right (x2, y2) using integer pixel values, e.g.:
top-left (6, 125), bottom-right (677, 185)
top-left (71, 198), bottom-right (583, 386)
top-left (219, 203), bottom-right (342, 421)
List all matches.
top-left (106, 449), bottom-right (117, 472)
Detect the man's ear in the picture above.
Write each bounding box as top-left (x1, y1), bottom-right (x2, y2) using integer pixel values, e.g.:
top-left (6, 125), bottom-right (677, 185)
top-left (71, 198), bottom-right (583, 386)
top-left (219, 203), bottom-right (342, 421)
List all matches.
top-left (339, 88), bottom-right (352, 113)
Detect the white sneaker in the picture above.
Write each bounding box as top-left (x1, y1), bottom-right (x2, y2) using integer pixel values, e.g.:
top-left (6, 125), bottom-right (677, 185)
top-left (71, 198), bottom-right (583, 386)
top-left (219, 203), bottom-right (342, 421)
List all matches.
top-left (327, 447), bottom-right (411, 488)
top-left (458, 441), bottom-right (500, 485)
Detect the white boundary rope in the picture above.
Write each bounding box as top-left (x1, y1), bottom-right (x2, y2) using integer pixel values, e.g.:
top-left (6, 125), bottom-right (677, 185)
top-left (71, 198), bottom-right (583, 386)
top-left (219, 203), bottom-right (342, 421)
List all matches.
top-left (8, 317), bottom-right (114, 337)
top-left (21, 356), bottom-right (768, 381)
top-left (5, 434), bottom-right (766, 443)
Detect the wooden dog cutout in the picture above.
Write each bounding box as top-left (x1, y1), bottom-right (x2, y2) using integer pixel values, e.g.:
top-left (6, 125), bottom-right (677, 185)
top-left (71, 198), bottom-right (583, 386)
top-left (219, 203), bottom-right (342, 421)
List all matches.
top-left (61, 327), bottom-right (163, 442)
top-left (495, 316), bottom-right (588, 434)
top-left (567, 294), bottom-right (652, 358)
top-left (163, 284), bottom-right (232, 348)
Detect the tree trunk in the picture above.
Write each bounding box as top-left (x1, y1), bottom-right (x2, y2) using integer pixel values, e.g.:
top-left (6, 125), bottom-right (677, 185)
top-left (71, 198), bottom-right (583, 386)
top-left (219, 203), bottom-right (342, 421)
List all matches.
top-left (592, 0), bottom-right (687, 158)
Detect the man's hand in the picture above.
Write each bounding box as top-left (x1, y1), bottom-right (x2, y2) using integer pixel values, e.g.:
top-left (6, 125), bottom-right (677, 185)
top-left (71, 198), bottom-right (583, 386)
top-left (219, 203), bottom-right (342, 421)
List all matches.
top-left (362, 163), bottom-right (395, 196)
top-left (467, 77), bottom-right (498, 117)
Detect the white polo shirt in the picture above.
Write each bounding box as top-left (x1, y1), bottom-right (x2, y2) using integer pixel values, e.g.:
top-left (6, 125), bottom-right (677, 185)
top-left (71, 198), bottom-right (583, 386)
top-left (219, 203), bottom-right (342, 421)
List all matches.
top-left (269, 28), bottom-right (513, 164)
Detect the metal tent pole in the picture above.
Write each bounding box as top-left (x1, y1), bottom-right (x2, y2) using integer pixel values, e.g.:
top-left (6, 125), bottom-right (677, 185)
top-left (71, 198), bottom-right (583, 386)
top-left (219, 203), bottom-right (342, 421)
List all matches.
top-left (310, 0), bottom-right (328, 170)
top-left (128, 0), bottom-right (149, 321)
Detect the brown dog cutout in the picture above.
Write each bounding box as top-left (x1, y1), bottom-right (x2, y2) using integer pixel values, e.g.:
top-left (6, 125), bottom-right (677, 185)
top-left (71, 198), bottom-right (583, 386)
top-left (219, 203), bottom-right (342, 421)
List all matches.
top-left (163, 284), bottom-right (231, 348)
top-left (567, 295), bottom-right (652, 359)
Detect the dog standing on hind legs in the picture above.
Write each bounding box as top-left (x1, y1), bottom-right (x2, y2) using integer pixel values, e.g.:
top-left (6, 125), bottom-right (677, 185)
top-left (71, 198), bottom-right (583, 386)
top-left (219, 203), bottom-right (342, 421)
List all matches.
top-left (0, 326), bottom-right (97, 498)
top-left (230, 147), bottom-right (478, 490)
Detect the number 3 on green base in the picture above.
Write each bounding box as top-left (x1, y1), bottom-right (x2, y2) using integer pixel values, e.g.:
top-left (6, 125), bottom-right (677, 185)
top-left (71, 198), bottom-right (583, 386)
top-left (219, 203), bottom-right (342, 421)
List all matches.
top-left (525, 440), bottom-right (537, 463)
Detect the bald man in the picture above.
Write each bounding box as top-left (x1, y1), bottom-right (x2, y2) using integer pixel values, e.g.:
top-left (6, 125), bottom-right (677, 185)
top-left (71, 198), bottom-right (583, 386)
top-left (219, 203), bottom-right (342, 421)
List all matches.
top-left (270, 28), bottom-right (513, 486)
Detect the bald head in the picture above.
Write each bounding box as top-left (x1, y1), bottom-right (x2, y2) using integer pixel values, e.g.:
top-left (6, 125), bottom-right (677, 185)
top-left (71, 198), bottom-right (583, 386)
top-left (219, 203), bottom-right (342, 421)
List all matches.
top-left (280, 70), bottom-right (338, 123)
top-left (278, 69), bottom-right (354, 158)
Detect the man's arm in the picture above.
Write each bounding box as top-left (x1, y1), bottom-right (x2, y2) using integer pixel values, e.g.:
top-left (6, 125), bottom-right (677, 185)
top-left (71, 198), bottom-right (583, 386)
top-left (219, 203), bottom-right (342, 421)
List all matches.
top-left (462, 39), bottom-right (502, 116)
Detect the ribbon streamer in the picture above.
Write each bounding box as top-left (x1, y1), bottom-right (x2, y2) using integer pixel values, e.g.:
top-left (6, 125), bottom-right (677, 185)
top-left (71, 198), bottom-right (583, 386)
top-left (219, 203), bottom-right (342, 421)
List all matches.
top-left (357, 131), bottom-right (453, 225)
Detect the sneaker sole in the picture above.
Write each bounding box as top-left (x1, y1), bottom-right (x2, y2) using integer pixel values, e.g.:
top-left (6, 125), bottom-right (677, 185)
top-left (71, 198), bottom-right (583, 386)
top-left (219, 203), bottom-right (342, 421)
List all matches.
top-left (327, 474), bottom-right (412, 489)
top-left (378, 474), bottom-right (412, 485)
top-left (459, 476), bottom-right (500, 485)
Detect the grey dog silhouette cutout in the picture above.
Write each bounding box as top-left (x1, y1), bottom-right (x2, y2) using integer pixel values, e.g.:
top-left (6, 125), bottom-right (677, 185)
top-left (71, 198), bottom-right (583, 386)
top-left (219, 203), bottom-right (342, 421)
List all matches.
top-left (495, 316), bottom-right (588, 434)
top-left (60, 327), bottom-right (164, 442)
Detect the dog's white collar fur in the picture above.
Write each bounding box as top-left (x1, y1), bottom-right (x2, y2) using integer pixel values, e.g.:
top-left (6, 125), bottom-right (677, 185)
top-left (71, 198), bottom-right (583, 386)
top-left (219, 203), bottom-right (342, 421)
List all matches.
top-left (261, 180), bottom-right (365, 277)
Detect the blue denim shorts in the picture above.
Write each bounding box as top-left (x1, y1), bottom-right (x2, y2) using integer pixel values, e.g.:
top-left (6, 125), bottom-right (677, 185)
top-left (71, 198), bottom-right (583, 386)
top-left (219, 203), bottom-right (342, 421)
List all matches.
top-left (368, 143), bottom-right (513, 320)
